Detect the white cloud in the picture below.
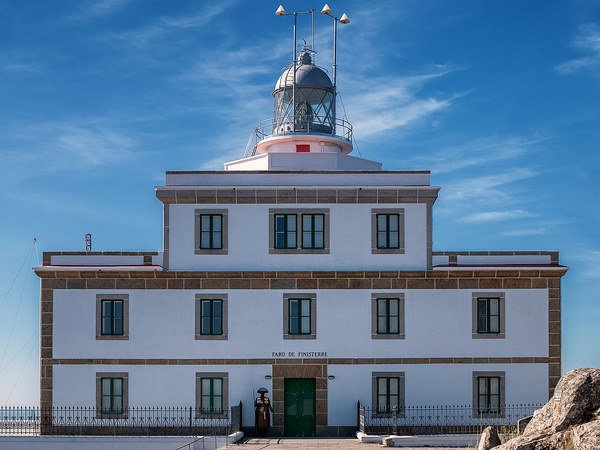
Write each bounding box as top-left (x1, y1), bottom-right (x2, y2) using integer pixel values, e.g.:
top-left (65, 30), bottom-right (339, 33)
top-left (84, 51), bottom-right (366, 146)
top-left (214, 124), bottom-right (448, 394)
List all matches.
top-left (500, 228), bottom-right (547, 237)
top-left (555, 23), bottom-right (600, 75)
top-left (1, 123), bottom-right (139, 187)
top-left (412, 135), bottom-right (551, 175)
top-left (443, 168), bottom-right (539, 203)
top-left (343, 69), bottom-right (461, 139)
top-left (463, 209), bottom-right (534, 223)
top-left (99, 0), bottom-right (238, 45)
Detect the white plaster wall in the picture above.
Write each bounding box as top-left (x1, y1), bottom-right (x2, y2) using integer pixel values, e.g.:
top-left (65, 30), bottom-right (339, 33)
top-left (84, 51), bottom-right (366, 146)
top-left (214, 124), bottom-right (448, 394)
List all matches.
top-left (167, 203), bottom-right (429, 271)
top-left (328, 364), bottom-right (548, 426)
top-left (53, 288), bottom-right (548, 360)
top-left (53, 364), bottom-right (269, 427)
top-left (52, 363), bottom-right (547, 427)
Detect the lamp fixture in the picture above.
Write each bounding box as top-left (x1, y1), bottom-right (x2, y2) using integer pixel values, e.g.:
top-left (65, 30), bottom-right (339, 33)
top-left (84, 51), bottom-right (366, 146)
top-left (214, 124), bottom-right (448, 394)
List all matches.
top-left (265, 375), bottom-right (273, 380)
top-left (275, 5), bottom-right (286, 16)
top-left (328, 375), bottom-right (336, 380)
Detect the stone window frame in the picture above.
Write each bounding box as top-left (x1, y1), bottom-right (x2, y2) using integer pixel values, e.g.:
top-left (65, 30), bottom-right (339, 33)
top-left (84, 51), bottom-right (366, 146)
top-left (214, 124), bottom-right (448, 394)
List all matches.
top-left (195, 372), bottom-right (229, 418)
top-left (195, 294), bottom-right (228, 340)
top-left (371, 208), bottom-right (405, 254)
top-left (472, 371), bottom-right (505, 418)
top-left (269, 208), bottom-right (330, 254)
top-left (472, 292), bottom-right (506, 339)
top-left (372, 371), bottom-right (406, 418)
top-left (96, 294), bottom-right (129, 340)
top-left (283, 293), bottom-right (317, 340)
top-left (195, 209), bottom-right (228, 255)
top-left (96, 372), bottom-right (129, 418)
top-left (371, 293), bottom-right (405, 339)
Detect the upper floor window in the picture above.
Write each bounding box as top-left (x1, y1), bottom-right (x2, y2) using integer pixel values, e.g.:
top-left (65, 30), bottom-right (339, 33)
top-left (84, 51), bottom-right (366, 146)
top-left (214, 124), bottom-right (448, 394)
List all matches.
top-left (96, 294), bottom-right (129, 340)
top-left (302, 214), bottom-right (325, 249)
top-left (269, 209), bottom-right (330, 254)
top-left (274, 214), bottom-right (297, 249)
top-left (472, 292), bottom-right (505, 339)
top-left (371, 294), bottom-right (405, 339)
top-left (371, 209), bottom-right (405, 254)
top-left (195, 209), bottom-right (228, 255)
top-left (283, 293), bottom-right (317, 339)
top-left (96, 372), bottom-right (128, 417)
top-left (200, 214), bottom-right (223, 249)
top-left (196, 294), bottom-right (228, 340)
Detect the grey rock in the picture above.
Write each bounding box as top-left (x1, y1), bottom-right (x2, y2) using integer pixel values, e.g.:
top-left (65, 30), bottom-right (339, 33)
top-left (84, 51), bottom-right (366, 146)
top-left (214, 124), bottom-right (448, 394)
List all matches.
top-left (571, 418), bottom-right (600, 450)
top-left (494, 368), bottom-right (600, 450)
top-left (477, 426), bottom-right (502, 450)
top-left (524, 368), bottom-right (600, 435)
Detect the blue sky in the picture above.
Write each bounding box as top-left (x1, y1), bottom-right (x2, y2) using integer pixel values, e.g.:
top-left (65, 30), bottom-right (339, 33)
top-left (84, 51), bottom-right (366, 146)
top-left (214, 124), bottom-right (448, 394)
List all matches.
top-left (1, 0), bottom-right (599, 405)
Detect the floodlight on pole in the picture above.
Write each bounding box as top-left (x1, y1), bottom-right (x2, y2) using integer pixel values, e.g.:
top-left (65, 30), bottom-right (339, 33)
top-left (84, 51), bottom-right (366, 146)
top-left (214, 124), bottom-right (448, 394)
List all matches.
top-left (320, 4), bottom-right (350, 134)
top-left (275, 6), bottom-right (315, 133)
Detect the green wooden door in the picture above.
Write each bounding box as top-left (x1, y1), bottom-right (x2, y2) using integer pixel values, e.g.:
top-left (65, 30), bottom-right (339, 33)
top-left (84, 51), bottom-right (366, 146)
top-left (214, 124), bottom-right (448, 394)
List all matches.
top-left (284, 378), bottom-right (316, 437)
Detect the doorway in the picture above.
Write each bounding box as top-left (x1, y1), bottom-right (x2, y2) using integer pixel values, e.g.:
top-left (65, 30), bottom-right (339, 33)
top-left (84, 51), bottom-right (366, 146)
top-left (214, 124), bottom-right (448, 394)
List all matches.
top-left (284, 378), bottom-right (316, 437)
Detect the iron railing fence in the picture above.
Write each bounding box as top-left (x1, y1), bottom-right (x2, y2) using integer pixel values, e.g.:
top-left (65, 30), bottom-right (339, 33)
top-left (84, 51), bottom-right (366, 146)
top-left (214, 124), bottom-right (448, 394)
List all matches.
top-left (243, 117), bottom-right (353, 157)
top-left (358, 403), bottom-right (542, 437)
top-left (0, 403), bottom-right (242, 437)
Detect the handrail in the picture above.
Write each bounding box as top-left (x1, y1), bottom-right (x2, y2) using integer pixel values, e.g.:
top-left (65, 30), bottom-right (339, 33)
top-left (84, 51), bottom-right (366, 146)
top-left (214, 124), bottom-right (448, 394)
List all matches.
top-left (243, 117), bottom-right (353, 158)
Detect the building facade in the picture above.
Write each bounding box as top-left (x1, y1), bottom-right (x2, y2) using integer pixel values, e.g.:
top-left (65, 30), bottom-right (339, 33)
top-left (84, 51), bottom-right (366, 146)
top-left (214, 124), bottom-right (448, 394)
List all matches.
top-left (35, 42), bottom-right (566, 437)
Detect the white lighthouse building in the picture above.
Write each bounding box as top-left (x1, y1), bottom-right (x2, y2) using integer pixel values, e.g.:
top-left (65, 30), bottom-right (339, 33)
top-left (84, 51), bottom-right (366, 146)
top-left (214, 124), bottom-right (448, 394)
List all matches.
top-left (35, 7), bottom-right (566, 438)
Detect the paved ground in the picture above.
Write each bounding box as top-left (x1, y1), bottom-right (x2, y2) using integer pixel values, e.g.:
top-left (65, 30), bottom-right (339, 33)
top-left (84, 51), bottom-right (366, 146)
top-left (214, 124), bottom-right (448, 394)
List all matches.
top-left (231, 438), bottom-right (472, 449)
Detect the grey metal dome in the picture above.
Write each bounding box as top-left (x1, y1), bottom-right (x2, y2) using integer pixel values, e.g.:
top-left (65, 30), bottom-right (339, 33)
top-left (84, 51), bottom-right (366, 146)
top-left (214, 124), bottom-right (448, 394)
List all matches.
top-left (273, 51), bottom-right (333, 93)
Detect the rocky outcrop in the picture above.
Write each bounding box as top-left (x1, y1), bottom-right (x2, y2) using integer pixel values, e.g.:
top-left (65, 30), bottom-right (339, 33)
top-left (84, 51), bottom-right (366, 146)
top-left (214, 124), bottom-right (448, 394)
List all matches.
top-left (490, 368), bottom-right (600, 450)
top-left (476, 426), bottom-right (501, 450)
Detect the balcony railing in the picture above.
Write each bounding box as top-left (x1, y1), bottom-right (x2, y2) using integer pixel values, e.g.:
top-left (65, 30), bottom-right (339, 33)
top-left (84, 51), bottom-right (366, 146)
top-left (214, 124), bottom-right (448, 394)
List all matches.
top-left (0, 404), bottom-right (242, 436)
top-left (243, 118), bottom-right (353, 158)
top-left (358, 403), bottom-right (541, 437)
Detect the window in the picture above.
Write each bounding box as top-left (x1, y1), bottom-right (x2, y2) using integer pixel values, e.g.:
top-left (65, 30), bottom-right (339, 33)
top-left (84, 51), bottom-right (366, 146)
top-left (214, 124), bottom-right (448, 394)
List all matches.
top-left (196, 372), bottom-right (228, 417)
top-left (195, 209), bottom-right (228, 255)
top-left (96, 294), bottom-right (129, 340)
top-left (371, 209), bottom-right (405, 254)
top-left (269, 209), bottom-right (329, 254)
top-left (283, 293), bottom-right (316, 339)
top-left (274, 214), bottom-right (297, 249)
top-left (372, 372), bottom-right (405, 416)
top-left (371, 294), bottom-right (405, 339)
top-left (200, 215), bottom-right (223, 249)
top-left (472, 292), bottom-right (505, 339)
top-left (302, 214), bottom-right (325, 249)
top-left (195, 294), bottom-right (228, 340)
top-left (96, 372), bottom-right (128, 417)
top-left (473, 372), bottom-right (505, 417)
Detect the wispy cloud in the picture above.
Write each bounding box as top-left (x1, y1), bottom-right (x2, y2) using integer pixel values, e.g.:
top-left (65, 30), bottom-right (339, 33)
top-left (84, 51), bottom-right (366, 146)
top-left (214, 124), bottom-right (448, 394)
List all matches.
top-left (443, 168), bottom-right (539, 203)
top-left (500, 228), bottom-right (548, 237)
top-left (1, 123), bottom-right (139, 187)
top-left (463, 209), bottom-right (534, 223)
top-left (411, 135), bottom-right (552, 175)
top-left (69, 0), bottom-right (135, 21)
top-left (568, 250), bottom-right (600, 279)
top-left (0, 53), bottom-right (43, 74)
top-left (555, 23), bottom-right (600, 76)
top-left (99, 0), bottom-right (238, 45)
top-left (344, 68), bottom-right (462, 139)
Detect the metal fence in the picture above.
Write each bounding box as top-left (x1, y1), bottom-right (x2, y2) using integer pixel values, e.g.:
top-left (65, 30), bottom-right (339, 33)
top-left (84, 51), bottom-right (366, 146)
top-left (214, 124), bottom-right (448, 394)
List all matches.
top-left (358, 403), bottom-right (541, 437)
top-left (0, 403), bottom-right (243, 436)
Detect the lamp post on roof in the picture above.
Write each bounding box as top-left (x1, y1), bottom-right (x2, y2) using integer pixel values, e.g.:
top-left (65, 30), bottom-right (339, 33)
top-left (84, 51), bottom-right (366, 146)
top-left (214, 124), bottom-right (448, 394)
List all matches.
top-left (321, 4), bottom-right (350, 134)
top-left (275, 6), bottom-right (315, 133)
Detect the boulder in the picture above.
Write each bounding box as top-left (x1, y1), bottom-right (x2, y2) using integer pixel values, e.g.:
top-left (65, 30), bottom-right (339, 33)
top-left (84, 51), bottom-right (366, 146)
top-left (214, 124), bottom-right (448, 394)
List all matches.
top-left (494, 368), bottom-right (600, 450)
top-left (524, 368), bottom-right (600, 434)
top-left (571, 419), bottom-right (600, 450)
top-left (476, 426), bottom-right (501, 450)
